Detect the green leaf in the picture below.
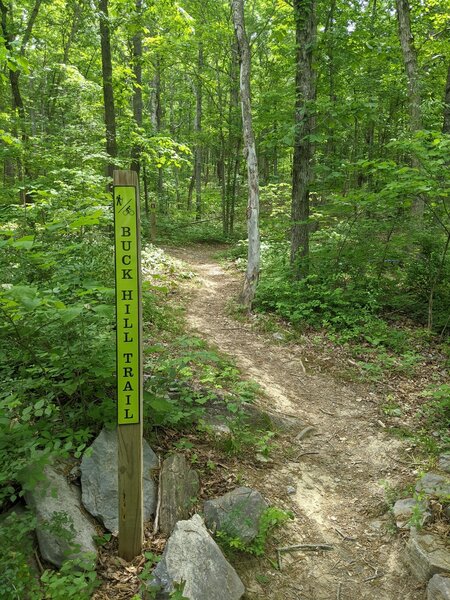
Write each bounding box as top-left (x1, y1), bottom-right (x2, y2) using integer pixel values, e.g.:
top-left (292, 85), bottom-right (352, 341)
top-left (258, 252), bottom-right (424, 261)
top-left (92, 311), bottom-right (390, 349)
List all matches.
top-left (59, 305), bottom-right (84, 323)
top-left (144, 391), bottom-right (173, 413)
top-left (11, 236), bottom-right (34, 249)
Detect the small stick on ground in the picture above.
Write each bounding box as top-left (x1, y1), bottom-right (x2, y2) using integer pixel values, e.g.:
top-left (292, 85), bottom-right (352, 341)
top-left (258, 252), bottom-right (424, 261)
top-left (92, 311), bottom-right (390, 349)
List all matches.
top-left (153, 455), bottom-right (162, 535)
top-left (278, 543), bottom-right (334, 553)
top-left (276, 549), bottom-right (282, 572)
top-left (34, 549), bottom-right (44, 574)
top-left (319, 408), bottom-right (336, 417)
top-left (336, 582), bottom-right (342, 600)
top-left (363, 570), bottom-right (383, 583)
top-left (296, 426), bottom-right (317, 441)
top-left (334, 527), bottom-right (357, 541)
top-left (295, 451), bottom-right (320, 460)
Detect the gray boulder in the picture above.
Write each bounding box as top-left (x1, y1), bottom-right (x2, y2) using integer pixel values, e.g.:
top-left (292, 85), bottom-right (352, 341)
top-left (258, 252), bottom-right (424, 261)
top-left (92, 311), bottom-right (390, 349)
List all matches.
top-left (416, 473), bottom-right (450, 499)
top-left (427, 574), bottom-right (450, 600)
top-left (148, 514), bottom-right (244, 600)
top-left (439, 455), bottom-right (450, 475)
top-left (25, 465), bottom-right (97, 568)
top-left (159, 453), bottom-right (200, 536)
top-left (405, 528), bottom-right (450, 581)
top-left (392, 498), bottom-right (430, 529)
top-left (204, 486), bottom-right (267, 544)
top-left (81, 428), bottom-right (158, 532)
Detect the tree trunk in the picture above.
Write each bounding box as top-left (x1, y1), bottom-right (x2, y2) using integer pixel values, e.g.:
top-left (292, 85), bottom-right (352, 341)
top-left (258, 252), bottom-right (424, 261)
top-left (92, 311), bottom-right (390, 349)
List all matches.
top-left (443, 62), bottom-right (450, 134)
top-left (131, 0), bottom-right (143, 175)
top-left (290, 0), bottom-right (316, 280)
top-left (98, 0), bottom-right (117, 180)
top-left (194, 41), bottom-right (203, 221)
top-left (151, 58), bottom-right (164, 209)
top-left (231, 0), bottom-right (260, 309)
top-left (47, 0), bottom-right (81, 121)
top-left (395, 0), bottom-right (423, 216)
top-left (0, 0), bottom-right (43, 202)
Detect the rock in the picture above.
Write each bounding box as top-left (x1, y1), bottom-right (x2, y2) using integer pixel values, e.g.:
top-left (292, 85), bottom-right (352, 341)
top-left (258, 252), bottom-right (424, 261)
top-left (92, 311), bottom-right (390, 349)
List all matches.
top-left (392, 498), bottom-right (430, 529)
top-left (202, 398), bottom-right (305, 436)
top-left (243, 404), bottom-right (306, 433)
top-left (427, 574), bottom-right (450, 600)
top-left (203, 487), bottom-right (267, 544)
top-left (148, 514), bottom-right (244, 600)
top-left (81, 428), bottom-right (158, 532)
top-left (255, 453), bottom-right (272, 463)
top-left (405, 528), bottom-right (450, 581)
top-left (25, 465), bottom-right (97, 568)
top-left (416, 473), bottom-right (450, 499)
top-left (286, 486), bottom-right (296, 495)
top-left (439, 455), bottom-right (450, 474)
top-left (445, 505), bottom-right (450, 521)
top-left (159, 453), bottom-right (200, 536)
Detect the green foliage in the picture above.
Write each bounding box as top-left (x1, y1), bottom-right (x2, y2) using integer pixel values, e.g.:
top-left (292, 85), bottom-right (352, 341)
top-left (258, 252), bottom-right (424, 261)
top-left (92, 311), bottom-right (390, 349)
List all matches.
top-left (221, 416), bottom-right (274, 458)
top-left (418, 384), bottom-right (450, 452)
top-left (0, 510), bottom-right (41, 600)
top-left (144, 335), bottom-right (257, 429)
top-left (0, 205), bottom-right (116, 505)
top-left (217, 506), bottom-right (293, 557)
top-left (40, 556), bottom-right (99, 600)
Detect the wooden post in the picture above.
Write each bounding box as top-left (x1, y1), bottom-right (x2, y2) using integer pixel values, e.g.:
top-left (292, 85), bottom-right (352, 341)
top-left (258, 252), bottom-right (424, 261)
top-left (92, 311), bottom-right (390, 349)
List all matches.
top-left (113, 170), bottom-right (144, 561)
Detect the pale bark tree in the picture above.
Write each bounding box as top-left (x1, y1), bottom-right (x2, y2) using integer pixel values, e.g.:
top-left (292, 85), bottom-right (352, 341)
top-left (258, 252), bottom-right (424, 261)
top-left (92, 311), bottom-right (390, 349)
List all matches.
top-left (99, 0), bottom-right (117, 180)
top-left (231, 0), bottom-right (260, 309)
top-left (194, 41), bottom-right (203, 221)
top-left (290, 0), bottom-right (316, 279)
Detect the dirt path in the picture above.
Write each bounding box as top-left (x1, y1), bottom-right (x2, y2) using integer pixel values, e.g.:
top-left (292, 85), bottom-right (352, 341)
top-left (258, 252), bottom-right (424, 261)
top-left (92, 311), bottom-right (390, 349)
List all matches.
top-left (169, 245), bottom-right (423, 600)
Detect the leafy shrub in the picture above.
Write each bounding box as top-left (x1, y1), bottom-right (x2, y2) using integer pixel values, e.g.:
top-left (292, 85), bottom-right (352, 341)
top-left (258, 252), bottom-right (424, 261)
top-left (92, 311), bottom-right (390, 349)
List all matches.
top-left (0, 510), bottom-right (41, 600)
top-left (217, 506), bottom-right (293, 556)
top-left (40, 556), bottom-right (99, 600)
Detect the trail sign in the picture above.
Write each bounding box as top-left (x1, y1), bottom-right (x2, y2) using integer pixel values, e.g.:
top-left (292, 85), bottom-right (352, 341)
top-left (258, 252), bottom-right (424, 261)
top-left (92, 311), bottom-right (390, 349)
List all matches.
top-left (114, 183), bottom-right (140, 425)
top-left (113, 170), bottom-right (143, 561)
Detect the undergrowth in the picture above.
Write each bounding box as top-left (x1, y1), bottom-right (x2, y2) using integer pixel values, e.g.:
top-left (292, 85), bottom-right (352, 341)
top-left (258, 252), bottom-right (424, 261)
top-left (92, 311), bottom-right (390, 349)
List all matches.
top-left (216, 506), bottom-right (293, 557)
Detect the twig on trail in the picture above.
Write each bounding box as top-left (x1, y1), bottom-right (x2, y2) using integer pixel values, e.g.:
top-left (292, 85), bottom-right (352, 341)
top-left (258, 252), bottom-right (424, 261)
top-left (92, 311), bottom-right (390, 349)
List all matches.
top-left (298, 358), bottom-right (306, 373)
top-left (319, 408), bottom-right (336, 417)
top-left (334, 527), bottom-right (357, 541)
top-left (363, 570), bottom-right (383, 583)
top-left (34, 550), bottom-right (44, 573)
top-left (277, 543), bottom-right (334, 553)
top-left (295, 451), bottom-right (320, 460)
top-left (153, 455), bottom-right (162, 535)
top-left (336, 582), bottom-right (342, 600)
top-left (296, 426), bottom-right (317, 441)
top-left (276, 549), bottom-right (283, 571)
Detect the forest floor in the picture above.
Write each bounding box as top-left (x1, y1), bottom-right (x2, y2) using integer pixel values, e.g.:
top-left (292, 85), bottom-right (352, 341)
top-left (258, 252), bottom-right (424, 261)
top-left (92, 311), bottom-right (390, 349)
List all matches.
top-left (166, 243), bottom-right (428, 600)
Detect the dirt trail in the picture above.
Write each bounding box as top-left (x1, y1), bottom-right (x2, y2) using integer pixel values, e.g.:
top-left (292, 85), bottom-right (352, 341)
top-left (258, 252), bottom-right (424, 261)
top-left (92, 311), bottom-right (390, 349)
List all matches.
top-left (169, 245), bottom-right (423, 600)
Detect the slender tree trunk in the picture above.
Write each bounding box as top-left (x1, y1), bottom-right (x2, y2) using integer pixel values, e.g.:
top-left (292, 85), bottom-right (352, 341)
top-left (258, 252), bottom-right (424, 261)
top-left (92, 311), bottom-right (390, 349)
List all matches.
top-left (194, 41), bottom-right (203, 221)
top-left (443, 62), bottom-right (450, 134)
top-left (290, 0), bottom-right (316, 279)
top-left (231, 0), bottom-right (260, 309)
top-left (131, 0), bottom-right (143, 175)
top-left (0, 0), bottom-right (43, 202)
top-left (151, 58), bottom-right (164, 208)
top-left (395, 0), bottom-right (423, 216)
top-left (98, 0), bottom-right (117, 180)
top-left (48, 0), bottom-right (81, 121)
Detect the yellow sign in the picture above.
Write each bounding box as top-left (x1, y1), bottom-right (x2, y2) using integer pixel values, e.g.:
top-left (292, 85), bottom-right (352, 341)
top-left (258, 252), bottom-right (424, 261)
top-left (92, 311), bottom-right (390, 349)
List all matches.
top-left (114, 185), bottom-right (141, 425)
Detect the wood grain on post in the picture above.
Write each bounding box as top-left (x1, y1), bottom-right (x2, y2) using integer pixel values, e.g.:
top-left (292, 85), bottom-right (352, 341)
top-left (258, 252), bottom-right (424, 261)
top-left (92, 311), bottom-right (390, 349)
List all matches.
top-left (113, 169), bottom-right (144, 561)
